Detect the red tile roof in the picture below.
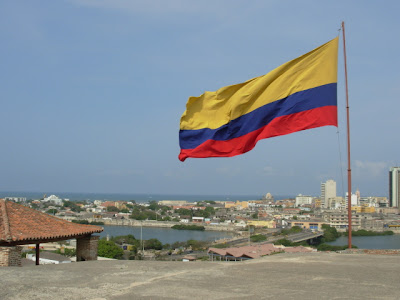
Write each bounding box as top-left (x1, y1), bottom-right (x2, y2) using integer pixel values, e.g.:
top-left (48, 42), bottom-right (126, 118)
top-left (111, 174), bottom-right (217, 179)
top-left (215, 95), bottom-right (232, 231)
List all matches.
top-left (0, 199), bottom-right (103, 245)
top-left (208, 244), bottom-right (281, 259)
top-left (208, 244), bottom-right (313, 259)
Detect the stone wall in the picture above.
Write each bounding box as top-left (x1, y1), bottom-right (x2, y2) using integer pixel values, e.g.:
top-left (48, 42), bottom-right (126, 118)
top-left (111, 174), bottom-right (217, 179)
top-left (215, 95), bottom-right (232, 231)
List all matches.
top-left (76, 235), bottom-right (99, 261)
top-left (341, 248), bottom-right (400, 255)
top-left (0, 246), bottom-right (22, 267)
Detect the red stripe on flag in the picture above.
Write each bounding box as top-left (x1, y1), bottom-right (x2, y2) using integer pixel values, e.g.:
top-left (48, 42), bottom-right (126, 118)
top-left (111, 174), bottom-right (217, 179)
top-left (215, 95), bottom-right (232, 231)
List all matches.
top-left (178, 106), bottom-right (337, 161)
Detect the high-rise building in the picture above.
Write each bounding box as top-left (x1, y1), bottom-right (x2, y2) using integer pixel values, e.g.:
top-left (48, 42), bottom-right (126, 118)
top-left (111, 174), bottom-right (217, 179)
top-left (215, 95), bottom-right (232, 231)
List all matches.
top-left (321, 179), bottom-right (337, 208)
top-left (389, 167), bottom-right (400, 207)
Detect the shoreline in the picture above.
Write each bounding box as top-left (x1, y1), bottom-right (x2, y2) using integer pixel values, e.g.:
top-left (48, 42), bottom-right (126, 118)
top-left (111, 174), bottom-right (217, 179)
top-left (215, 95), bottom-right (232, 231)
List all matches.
top-left (84, 218), bottom-right (240, 232)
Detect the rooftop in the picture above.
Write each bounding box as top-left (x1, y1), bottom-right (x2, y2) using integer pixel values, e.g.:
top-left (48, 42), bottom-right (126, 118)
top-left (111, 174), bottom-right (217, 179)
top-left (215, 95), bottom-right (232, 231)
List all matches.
top-left (0, 199), bottom-right (102, 245)
top-left (0, 252), bottom-right (399, 299)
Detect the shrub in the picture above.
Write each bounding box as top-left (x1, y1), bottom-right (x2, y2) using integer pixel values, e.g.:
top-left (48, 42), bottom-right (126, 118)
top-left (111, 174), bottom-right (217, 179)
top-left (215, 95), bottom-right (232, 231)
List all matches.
top-left (250, 234), bottom-right (267, 243)
top-left (171, 224), bottom-right (205, 231)
top-left (98, 240), bottom-right (124, 259)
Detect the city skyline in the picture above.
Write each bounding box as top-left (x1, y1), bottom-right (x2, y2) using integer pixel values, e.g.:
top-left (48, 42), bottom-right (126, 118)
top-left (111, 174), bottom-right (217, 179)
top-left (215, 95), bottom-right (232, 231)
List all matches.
top-left (1, 1), bottom-right (399, 196)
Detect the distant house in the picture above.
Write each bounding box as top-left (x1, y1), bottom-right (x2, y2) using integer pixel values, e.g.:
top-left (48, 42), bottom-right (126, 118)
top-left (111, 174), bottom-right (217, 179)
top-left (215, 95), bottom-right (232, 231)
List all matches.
top-left (182, 255), bottom-right (196, 262)
top-left (208, 244), bottom-right (313, 261)
top-left (180, 217), bottom-right (190, 223)
top-left (26, 252), bottom-right (71, 265)
top-left (192, 217), bottom-right (204, 223)
top-left (247, 220), bottom-right (276, 229)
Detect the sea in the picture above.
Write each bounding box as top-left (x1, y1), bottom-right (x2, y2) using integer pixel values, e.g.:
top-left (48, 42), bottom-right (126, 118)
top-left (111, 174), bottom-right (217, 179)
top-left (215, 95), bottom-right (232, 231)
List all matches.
top-left (0, 191), bottom-right (294, 202)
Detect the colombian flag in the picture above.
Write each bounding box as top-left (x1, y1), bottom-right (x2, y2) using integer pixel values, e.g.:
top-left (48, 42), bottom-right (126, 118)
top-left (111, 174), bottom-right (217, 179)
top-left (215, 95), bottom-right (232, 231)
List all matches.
top-left (179, 37), bottom-right (339, 162)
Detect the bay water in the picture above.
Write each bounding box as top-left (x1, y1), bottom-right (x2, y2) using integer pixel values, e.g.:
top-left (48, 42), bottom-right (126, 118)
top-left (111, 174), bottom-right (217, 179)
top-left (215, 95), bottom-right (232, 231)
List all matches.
top-left (327, 235), bottom-right (400, 249)
top-left (98, 225), bottom-right (236, 245)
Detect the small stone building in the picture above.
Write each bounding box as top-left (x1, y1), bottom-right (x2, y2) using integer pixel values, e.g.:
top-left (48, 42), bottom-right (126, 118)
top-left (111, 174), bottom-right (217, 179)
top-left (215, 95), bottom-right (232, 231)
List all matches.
top-left (0, 199), bottom-right (103, 267)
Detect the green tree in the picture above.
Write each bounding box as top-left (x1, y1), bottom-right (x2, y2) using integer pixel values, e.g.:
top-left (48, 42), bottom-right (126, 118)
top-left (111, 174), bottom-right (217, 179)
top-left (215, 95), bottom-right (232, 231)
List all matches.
top-left (148, 201), bottom-right (160, 211)
top-left (204, 206), bottom-right (215, 215)
top-left (46, 208), bottom-right (58, 215)
top-left (130, 209), bottom-right (147, 220)
top-left (321, 224), bottom-right (340, 242)
top-left (110, 234), bottom-right (137, 245)
top-left (144, 238), bottom-right (163, 250)
top-left (145, 211), bottom-right (157, 220)
top-left (176, 208), bottom-right (192, 216)
top-left (97, 240), bottom-right (124, 259)
top-left (274, 239), bottom-right (295, 246)
top-left (63, 201), bottom-right (82, 212)
top-left (107, 206), bottom-right (119, 212)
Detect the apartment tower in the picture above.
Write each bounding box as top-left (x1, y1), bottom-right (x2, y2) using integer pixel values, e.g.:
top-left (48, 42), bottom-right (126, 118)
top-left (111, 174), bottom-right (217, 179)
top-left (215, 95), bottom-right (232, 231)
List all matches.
top-left (321, 179), bottom-right (337, 208)
top-left (389, 167), bottom-right (400, 207)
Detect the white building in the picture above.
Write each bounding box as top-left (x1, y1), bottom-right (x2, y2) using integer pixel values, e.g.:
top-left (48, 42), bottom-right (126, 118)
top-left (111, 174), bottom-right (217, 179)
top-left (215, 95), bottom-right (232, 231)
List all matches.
top-left (344, 193), bottom-right (358, 209)
top-left (389, 167), bottom-right (400, 207)
top-left (4, 197), bottom-right (26, 203)
top-left (321, 179), bottom-right (337, 208)
top-left (94, 200), bottom-right (103, 206)
top-left (43, 195), bottom-right (63, 206)
top-left (295, 194), bottom-right (313, 207)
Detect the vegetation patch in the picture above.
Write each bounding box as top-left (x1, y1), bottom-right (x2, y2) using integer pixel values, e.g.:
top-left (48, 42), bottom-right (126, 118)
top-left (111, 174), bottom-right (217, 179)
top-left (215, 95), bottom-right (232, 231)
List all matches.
top-left (317, 243), bottom-right (358, 251)
top-left (171, 224), bottom-right (205, 231)
top-left (274, 238), bottom-right (308, 247)
top-left (281, 226), bottom-right (303, 235)
top-left (72, 220), bottom-right (104, 225)
top-left (321, 224), bottom-right (341, 242)
top-left (344, 230), bottom-right (394, 236)
top-left (250, 234), bottom-right (267, 243)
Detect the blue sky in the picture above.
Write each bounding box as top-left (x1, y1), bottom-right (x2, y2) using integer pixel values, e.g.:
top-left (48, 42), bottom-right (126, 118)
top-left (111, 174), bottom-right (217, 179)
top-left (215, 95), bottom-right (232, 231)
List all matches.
top-left (1, 0), bottom-right (399, 197)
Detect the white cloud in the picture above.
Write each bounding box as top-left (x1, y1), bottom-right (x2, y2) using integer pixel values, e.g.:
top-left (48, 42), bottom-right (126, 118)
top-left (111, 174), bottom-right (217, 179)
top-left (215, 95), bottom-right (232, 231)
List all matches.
top-left (263, 166), bottom-right (274, 176)
top-left (354, 160), bottom-right (388, 178)
top-left (215, 166), bottom-right (241, 177)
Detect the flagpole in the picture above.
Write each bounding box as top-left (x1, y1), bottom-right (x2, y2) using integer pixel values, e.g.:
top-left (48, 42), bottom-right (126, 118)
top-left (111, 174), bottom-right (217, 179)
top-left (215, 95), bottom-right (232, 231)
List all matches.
top-left (342, 21), bottom-right (352, 248)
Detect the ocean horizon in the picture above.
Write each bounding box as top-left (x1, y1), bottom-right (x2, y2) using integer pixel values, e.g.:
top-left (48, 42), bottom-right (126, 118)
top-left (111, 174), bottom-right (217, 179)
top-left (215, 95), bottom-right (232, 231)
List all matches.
top-left (0, 191), bottom-right (295, 202)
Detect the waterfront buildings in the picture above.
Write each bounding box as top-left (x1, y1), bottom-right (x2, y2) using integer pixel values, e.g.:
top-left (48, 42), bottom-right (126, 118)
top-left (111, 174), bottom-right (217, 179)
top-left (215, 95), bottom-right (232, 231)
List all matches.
top-left (4, 197), bottom-right (26, 203)
top-left (321, 180), bottom-right (336, 208)
top-left (389, 167), bottom-right (400, 207)
top-left (286, 220), bottom-right (324, 231)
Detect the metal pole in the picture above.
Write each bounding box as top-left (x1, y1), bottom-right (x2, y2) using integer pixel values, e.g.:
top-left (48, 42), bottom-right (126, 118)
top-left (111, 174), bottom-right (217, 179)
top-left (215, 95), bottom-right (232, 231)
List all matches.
top-left (35, 243), bottom-right (40, 265)
top-left (140, 222), bottom-right (144, 256)
top-left (342, 21), bottom-right (352, 248)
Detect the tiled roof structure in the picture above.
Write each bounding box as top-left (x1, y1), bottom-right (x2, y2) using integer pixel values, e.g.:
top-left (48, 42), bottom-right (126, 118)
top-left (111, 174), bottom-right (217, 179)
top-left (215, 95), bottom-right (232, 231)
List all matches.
top-left (208, 244), bottom-right (281, 259)
top-left (208, 243), bottom-right (313, 259)
top-left (0, 199), bottom-right (103, 246)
